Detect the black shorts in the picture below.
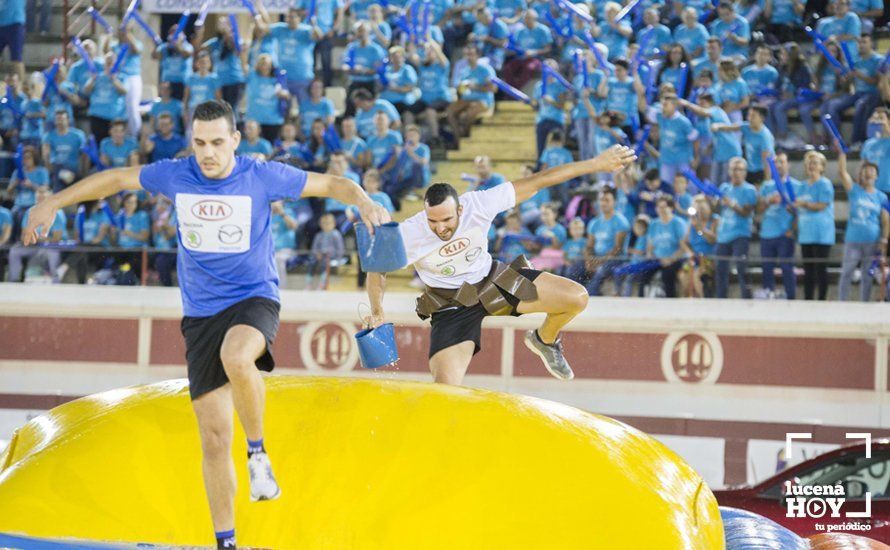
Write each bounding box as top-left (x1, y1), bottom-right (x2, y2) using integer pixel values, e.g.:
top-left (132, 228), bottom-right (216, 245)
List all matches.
top-left (428, 268), bottom-right (541, 359)
top-left (180, 297), bottom-right (281, 400)
top-left (407, 99), bottom-right (450, 115)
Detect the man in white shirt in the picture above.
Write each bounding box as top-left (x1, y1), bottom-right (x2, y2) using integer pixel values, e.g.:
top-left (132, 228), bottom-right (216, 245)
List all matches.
top-left (365, 145), bottom-right (636, 385)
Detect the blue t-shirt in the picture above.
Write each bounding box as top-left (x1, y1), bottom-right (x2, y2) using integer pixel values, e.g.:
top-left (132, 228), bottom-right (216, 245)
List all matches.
top-left (768, 0), bottom-right (805, 24)
top-left (572, 69), bottom-right (606, 120)
top-left (472, 19), bottom-right (508, 66)
top-left (118, 210), bottom-right (150, 247)
top-left (853, 52), bottom-right (883, 95)
top-left (759, 179), bottom-right (796, 239)
top-left (271, 206), bottom-right (297, 251)
top-left (862, 137), bottom-right (890, 193)
top-left (716, 182), bottom-right (758, 243)
top-left (540, 146), bottom-right (574, 169)
top-left (658, 112), bottom-right (696, 166)
top-left (298, 97), bottom-right (335, 136)
top-left (741, 64), bottom-right (780, 96)
top-left (186, 73), bottom-right (221, 111)
top-left (20, 98), bottom-right (45, 141)
top-left (100, 136), bottom-right (139, 168)
top-left (139, 156), bottom-right (309, 316)
top-left (845, 184), bottom-right (886, 244)
top-left (686, 217), bottom-right (717, 255)
top-left (158, 42), bottom-right (194, 84)
top-left (477, 173), bottom-right (507, 191)
top-left (45, 81), bottom-right (76, 125)
top-left (563, 237), bottom-right (586, 262)
top-left (297, 0), bottom-right (343, 33)
top-left (87, 74), bottom-right (126, 120)
top-left (536, 223), bottom-right (568, 246)
top-left (418, 60), bottom-right (451, 103)
top-left (606, 76), bottom-right (638, 126)
top-left (0, 206), bottom-right (13, 239)
top-left (43, 128), bottom-right (86, 171)
top-left (343, 40), bottom-right (387, 83)
top-left (355, 99), bottom-right (400, 138)
top-left (116, 41), bottom-right (143, 78)
top-left (272, 23), bottom-right (317, 82)
top-left (12, 167), bottom-right (49, 208)
top-left (367, 130), bottom-right (403, 167)
top-left (741, 123), bottom-right (775, 172)
top-left (80, 210), bottom-right (111, 246)
top-left (0, 0), bottom-right (25, 25)
top-left (534, 79), bottom-right (569, 124)
top-left (203, 37), bottom-right (245, 86)
top-left (816, 13), bottom-right (861, 58)
top-left (599, 21), bottom-right (632, 60)
top-left (22, 209), bottom-right (67, 240)
top-left (709, 106), bottom-right (742, 162)
top-left (716, 78), bottom-right (750, 107)
top-left (710, 15), bottom-right (750, 58)
top-left (586, 213), bottom-right (630, 255)
top-left (150, 98), bottom-right (184, 133)
top-left (399, 143), bottom-right (431, 185)
top-left (461, 63), bottom-right (496, 107)
top-left (380, 63), bottom-right (419, 106)
top-left (244, 73), bottom-right (282, 126)
top-left (515, 23), bottom-right (553, 54)
top-left (647, 216), bottom-right (688, 258)
top-left (237, 138), bottom-right (274, 158)
top-left (795, 177), bottom-right (836, 245)
top-left (673, 23), bottom-right (709, 57)
top-left (342, 136), bottom-right (368, 170)
top-left (150, 133), bottom-right (187, 162)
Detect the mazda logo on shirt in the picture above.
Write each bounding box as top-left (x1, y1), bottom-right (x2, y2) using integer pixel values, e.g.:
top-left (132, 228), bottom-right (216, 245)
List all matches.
top-left (218, 224), bottom-right (244, 244)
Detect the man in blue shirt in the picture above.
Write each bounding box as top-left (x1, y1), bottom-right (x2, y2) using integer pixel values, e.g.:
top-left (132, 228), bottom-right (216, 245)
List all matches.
top-left (709, 2), bottom-right (750, 61)
top-left (153, 29), bottom-right (194, 100)
top-left (649, 94), bottom-right (698, 186)
top-left (585, 187), bottom-right (630, 295)
top-left (22, 100), bottom-right (390, 550)
top-left (820, 34), bottom-right (882, 146)
top-left (712, 105), bottom-right (776, 184)
top-left (41, 110), bottom-right (87, 191)
top-left (642, 196), bottom-right (689, 297)
top-left (141, 112), bottom-right (187, 162)
top-left (0, 0), bottom-right (25, 81)
top-left (757, 151), bottom-right (797, 299)
top-left (341, 21), bottom-right (387, 115)
top-left (715, 156), bottom-right (758, 298)
top-left (862, 107), bottom-right (890, 196)
top-left (99, 120), bottom-right (140, 168)
top-left (300, 0), bottom-right (344, 87)
top-left (446, 45), bottom-right (495, 147)
top-left (353, 89), bottom-right (401, 139)
top-left (271, 8), bottom-right (323, 107)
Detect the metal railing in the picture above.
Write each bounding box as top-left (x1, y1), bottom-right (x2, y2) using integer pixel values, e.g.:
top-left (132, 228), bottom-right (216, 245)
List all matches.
top-left (63, 0), bottom-right (124, 61)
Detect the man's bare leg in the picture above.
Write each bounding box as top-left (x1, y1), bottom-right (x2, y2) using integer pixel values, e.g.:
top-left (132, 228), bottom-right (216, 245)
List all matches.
top-left (429, 341), bottom-right (476, 385)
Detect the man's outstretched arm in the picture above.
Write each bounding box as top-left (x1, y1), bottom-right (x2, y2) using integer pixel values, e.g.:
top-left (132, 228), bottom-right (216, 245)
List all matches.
top-left (22, 166), bottom-right (144, 245)
top-left (512, 145), bottom-right (636, 203)
top-left (303, 172), bottom-right (391, 231)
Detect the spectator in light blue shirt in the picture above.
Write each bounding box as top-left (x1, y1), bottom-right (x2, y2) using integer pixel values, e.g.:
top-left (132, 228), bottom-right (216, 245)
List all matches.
top-left (446, 45), bottom-right (495, 147)
top-left (302, 0), bottom-right (345, 87)
top-left (410, 40), bottom-right (452, 140)
top-left (795, 151), bottom-right (835, 300)
top-left (673, 8), bottom-right (709, 59)
top-left (585, 188), bottom-right (630, 295)
top-left (183, 50), bottom-right (222, 117)
top-left (148, 82), bottom-right (184, 135)
top-left (83, 51), bottom-right (128, 143)
top-left (820, 34), bottom-right (883, 146)
top-left (379, 46), bottom-right (419, 112)
top-left (715, 156), bottom-right (758, 298)
top-left (99, 120), bottom-right (139, 168)
top-left (837, 150), bottom-right (890, 301)
top-left (6, 144), bottom-right (48, 218)
top-left (763, 0), bottom-right (805, 42)
top-left (342, 21), bottom-right (388, 115)
top-left (709, 2), bottom-right (750, 61)
top-left (642, 196), bottom-right (689, 297)
top-left (712, 105), bottom-right (775, 184)
top-left (201, 16), bottom-right (249, 113)
top-left (237, 119), bottom-right (275, 160)
top-left (41, 110), bottom-right (86, 191)
top-left (246, 54), bottom-right (292, 141)
top-left (815, 0), bottom-right (861, 58)
top-left (270, 8), bottom-right (322, 108)
top-left (757, 151), bottom-right (797, 299)
top-left (153, 28), bottom-right (194, 99)
top-left (862, 108), bottom-right (890, 195)
top-left (115, 25), bottom-right (144, 137)
top-left (740, 46), bottom-right (780, 104)
top-left (140, 112), bottom-right (187, 162)
top-left (650, 94), bottom-right (698, 185)
top-left (594, 3), bottom-right (632, 61)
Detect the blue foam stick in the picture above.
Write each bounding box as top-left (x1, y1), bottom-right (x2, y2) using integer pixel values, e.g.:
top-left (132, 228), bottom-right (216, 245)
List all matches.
top-left (195, 0), bottom-right (211, 27)
top-left (506, 35), bottom-right (525, 56)
top-left (299, 144), bottom-right (316, 163)
top-left (41, 60), bottom-right (60, 101)
top-left (491, 75), bottom-right (531, 104)
top-left (421, 1), bottom-right (430, 39)
top-left (240, 0), bottom-right (257, 17)
top-left (637, 25), bottom-right (653, 57)
top-left (645, 61), bottom-right (658, 104)
top-left (121, 0), bottom-right (140, 26)
top-left (796, 88), bottom-right (823, 103)
top-left (573, 49), bottom-right (583, 79)
top-left (99, 201), bottom-right (117, 226)
top-left (677, 62), bottom-right (688, 99)
top-left (132, 12), bottom-right (163, 47)
top-left (682, 168), bottom-right (722, 198)
top-left (614, 259), bottom-right (661, 276)
top-left (840, 42), bottom-right (856, 69)
top-left (71, 37), bottom-right (98, 73)
top-left (698, 8), bottom-right (712, 22)
top-left (543, 64), bottom-right (572, 90)
top-left (228, 15), bottom-right (241, 53)
top-left (395, 14), bottom-right (413, 42)
top-left (377, 59), bottom-right (389, 87)
top-left (344, 46), bottom-right (356, 69)
top-left (110, 44), bottom-right (129, 75)
top-left (323, 124), bottom-right (342, 152)
top-left (766, 156), bottom-right (791, 207)
top-left (307, 0), bottom-right (317, 18)
top-left (1, 89), bottom-right (22, 117)
top-left (460, 173), bottom-right (479, 184)
top-left (633, 125), bottom-right (651, 158)
top-left (82, 135), bottom-right (108, 171)
top-left (814, 39), bottom-right (847, 73)
top-left (376, 148), bottom-right (396, 169)
top-left (822, 114), bottom-right (848, 153)
top-left (803, 25), bottom-right (827, 43)
top-left (13, 143), bottom-right (24, 180)
top-left (614, 0), bottom-right (641, 21)
top-left (75, 205), bottom-right (86, 242)
top-left (583, 31), bottom-right (611, 75)
top-left (170, 11), bottom-right (190, 42)
top-left (555, 0), bottom-right (593, 23)
top-left (541, 68), bottom-right (549, 97)
top-left (87, 7), bottom-right (113, 33)
top-left (721, 21), bottom-right (741, 46)
top-left (755, 87), bottom-right (781, 98)
top-left (275, 69), bottom-right (289, 116)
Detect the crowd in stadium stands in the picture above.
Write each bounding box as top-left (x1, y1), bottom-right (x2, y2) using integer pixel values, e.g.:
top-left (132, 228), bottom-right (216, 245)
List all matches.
top-left (0, 0), bottom-right (889, 299)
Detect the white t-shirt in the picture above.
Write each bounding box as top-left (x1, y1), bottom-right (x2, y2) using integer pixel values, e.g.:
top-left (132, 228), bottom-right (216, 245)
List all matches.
top-left (399, 183), bottom-right (516, 289)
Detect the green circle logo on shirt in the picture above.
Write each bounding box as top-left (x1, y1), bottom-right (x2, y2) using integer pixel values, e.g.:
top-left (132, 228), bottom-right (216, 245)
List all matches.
top-left (185, 230), bottom-right (202, 248)
top-left (441, 265), bottom-right (455, 276)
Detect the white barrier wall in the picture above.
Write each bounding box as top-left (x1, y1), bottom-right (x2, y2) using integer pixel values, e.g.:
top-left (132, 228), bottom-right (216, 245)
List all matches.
top-left (1, 283), bottom-right (888, 488)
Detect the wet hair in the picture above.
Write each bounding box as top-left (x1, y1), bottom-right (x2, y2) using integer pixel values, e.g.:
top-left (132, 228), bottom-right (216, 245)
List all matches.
top-left (193, 100), bottom-right (236, 132)
top-left (425, 183), bottom-right (460, 207)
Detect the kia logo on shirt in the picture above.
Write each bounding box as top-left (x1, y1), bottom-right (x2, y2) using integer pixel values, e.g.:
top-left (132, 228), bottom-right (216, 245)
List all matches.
top-left (440, 238), bottom-right (470, 257)
top-left (192, 200), bottom-right (233, 221)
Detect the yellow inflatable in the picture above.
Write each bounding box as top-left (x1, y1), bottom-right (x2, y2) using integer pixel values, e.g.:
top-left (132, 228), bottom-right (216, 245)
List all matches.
top-left (0, 376), bottom-right (723, 549)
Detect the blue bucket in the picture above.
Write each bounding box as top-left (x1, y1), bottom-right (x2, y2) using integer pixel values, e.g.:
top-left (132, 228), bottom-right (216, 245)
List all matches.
top-left (354, 222), bottom-right (407, 273)
top-left (355, 323), bottom-right (399, 369)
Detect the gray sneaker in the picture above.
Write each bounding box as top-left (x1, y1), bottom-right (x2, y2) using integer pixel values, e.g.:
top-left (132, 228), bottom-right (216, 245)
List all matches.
top-left (523, 330), bottom-right (574, 381)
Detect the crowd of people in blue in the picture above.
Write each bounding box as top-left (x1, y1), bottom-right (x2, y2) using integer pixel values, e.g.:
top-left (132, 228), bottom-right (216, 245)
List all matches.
top-left (0, 0), bottom-right (888, 299)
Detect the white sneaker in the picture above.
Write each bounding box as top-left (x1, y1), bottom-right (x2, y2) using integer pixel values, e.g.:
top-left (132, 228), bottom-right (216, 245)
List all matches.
top-left (248, 452), bottom-right (281, 502)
